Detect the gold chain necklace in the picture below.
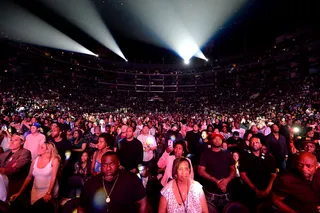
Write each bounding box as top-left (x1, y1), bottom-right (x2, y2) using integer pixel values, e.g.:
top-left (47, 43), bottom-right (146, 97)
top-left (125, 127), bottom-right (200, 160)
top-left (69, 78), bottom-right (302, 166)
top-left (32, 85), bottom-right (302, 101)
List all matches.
top-left (102, 174), bottom-right (119, 203)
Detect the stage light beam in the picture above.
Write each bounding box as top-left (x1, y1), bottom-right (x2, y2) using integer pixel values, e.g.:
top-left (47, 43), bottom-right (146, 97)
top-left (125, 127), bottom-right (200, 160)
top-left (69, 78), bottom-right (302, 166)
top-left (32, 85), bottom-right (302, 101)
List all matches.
top-left (41, 0), bottom-right (127, 61)
top-left (0, 1), bottom-right (96, 56)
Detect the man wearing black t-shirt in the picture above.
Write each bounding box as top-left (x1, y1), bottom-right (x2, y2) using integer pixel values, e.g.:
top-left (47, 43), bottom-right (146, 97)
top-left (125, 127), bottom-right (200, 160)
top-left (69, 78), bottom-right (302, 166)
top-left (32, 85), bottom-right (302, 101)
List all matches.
top-left (185, 124), bottom-right (201, 163)
top-left (48, 125), bottom-right (72, 163)
top-left (198, 133), bottom-right (236, 210)
top-left (47, 125), bottom-right (73, 197)
top-left (272, 152), bottom-right (320, 213)
top-left (239, 136), bottom-right (277, 211)
top-left (78, 152), bottom-right (148, 213)
top-left (226, 131), bottom-right (243, 153)
top-left (117, 127), bottom-right (143, 173)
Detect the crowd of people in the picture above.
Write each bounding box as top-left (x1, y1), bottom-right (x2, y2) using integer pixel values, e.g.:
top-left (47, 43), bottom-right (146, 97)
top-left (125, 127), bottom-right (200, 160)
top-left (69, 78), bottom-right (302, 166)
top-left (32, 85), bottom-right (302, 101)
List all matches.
top-left (0, 31), bottom-right (319, 213)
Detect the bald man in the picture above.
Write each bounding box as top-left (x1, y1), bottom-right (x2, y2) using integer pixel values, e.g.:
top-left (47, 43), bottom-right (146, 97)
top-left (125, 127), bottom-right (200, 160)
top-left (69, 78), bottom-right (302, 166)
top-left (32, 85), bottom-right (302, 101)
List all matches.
top-left (272, 152), bottom-right (320, 213)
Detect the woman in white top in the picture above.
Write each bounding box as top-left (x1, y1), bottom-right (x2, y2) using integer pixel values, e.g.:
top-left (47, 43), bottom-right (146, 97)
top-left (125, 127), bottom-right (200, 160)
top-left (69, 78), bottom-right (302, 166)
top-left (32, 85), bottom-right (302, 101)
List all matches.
top-left (158, 157), bottom-right (208, 213)
top-left (158, 140), bottom-right (194, 187)
top-left (10, 142), bottom-right (60, 205)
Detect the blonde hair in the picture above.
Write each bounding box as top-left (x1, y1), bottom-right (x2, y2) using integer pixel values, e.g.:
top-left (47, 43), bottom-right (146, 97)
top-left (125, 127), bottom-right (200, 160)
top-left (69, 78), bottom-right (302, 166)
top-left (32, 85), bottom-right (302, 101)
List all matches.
top-left (44, 142), bottom-right (61, 160)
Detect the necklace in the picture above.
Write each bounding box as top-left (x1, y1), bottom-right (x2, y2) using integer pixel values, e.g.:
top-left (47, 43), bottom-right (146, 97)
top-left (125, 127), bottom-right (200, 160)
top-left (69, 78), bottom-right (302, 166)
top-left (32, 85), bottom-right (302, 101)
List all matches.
top-left (175, 179), bottom-right (189, 213)
top-left (102, 174), bottom-right (119, 203)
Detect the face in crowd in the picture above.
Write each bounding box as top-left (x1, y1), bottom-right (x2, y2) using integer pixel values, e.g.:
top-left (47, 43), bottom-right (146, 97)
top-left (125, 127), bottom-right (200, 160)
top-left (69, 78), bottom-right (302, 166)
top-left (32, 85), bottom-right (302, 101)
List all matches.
top-left (249, 137), bottom-right (262, 152)
top-left (211, 136), bottom-right (223, 148)
top-left (101, 154), bottom-right (120, 181)
top-left (297, 152), bottom-right (318, 181)
top-left (174, 144), bottom-right (184, 158)
top-left (174, 159), bottom-right (191, 181)
top-left (126, 127), bottom-right (134, 140)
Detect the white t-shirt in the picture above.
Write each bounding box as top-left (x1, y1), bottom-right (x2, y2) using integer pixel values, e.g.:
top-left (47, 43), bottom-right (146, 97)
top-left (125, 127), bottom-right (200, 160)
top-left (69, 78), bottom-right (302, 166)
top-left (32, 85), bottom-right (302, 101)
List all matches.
top-left (24, 133), bottom-right (46, 160)
top-left (0, 137), bottom-right (10, 152)
top-left (137, 134), bottom-right (157, 162)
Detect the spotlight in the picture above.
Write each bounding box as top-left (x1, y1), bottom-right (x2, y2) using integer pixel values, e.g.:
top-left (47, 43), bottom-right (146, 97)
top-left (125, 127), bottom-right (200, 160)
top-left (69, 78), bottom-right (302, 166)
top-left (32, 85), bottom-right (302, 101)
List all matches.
top-left (205, 58), bottom-right (209, 62)
top-left (184, 60), bottom-right (190, 65)
top-left (95, 54), bottom-right (99, 57)
top-left (293, 127), bottom-right (300, 133)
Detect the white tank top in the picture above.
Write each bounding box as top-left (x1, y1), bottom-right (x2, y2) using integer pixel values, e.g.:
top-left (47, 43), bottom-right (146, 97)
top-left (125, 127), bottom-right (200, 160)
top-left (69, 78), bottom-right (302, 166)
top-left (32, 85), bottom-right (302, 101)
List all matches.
top-left (32, 157), bottom-right (54, 190)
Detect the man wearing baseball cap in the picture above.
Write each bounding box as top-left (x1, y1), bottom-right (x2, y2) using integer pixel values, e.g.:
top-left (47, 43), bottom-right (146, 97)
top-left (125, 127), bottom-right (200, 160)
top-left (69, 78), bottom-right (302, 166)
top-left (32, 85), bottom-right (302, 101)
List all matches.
top-left (23, 122), bottom-right (46, 160)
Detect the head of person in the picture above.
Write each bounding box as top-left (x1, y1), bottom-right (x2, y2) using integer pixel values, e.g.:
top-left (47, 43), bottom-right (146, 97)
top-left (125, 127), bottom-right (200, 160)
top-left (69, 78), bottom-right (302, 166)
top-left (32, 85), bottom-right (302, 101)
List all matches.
top-left (38, 142), bottom-right (60, 159)
top-left (173, 140), bottom-right (187, 158)
top-left (97, 133), bottom-right (114, 150)
top-left (303, 141), bottom-right (317, 153)
top-left (261, 145), bottom-right (268, 155)
top-left (51, 125), bottom-right (62, 139)
top-left (171, 124), bottom-right (178, 132)
top-left (51, 122), bottom-right (58, 130)
top-left (222, 142), bottom-right (228, 150)
top-left (105, 125), bottom-right (111, 134)
top-left (147, 121), bottom-right (153, 129)
top-left (126, 126), bottom-right (134, 140)
top-left (211, 133), bottom-right (224, 148)
top-left (30, 122), bottom-right (41, 134)
top-left (138, 164), bottom-right (149, 178)
top-left (66, 129), bottom-right (73, 141)
top-left (249, 136), bottom-right (262, 152)
top-left (120, 125), bottom-right (128, 136)
top-left (172, 157), bottom-right (191, 181)
top-left (131, 121), bottom-right (136, 128)
top-left (193, 124), bottom-right (199, 132)
top-left (271, 124), bottom-right (279, 133)
top-left (234, 122), bottom-right (240, 129)
top-left (233, 131), bottom-right (240, 140)
top-left (201, 130), bottom-right (208, 141)
top-left (244, 132), bottom-right (253, 142)
top-left (286, 118), bottom-right (293, 126)
top-left (233, 152), bottom-right (240, 162)
top-left (9, 134), bottom-right (25, 152)
top-left (213, 128), bottom-right (220, 134)
top-left (80, 151), bottom-right (90, 163)
top-left (221, 126), bottom-right (228, 133)
top-left (250, 125), bottom-right (259, 135)
top-left (207, 125), bottom-right (213, 132)
top-left (306, 129), bottom-right (315, 139)
top-left (142, 125), bottom-right (149, 135)
top-left (73, 129), bottom-right (83, 139)
top-left (101, 152), bottom-right (120, 181)
top-left (297, 152), bottom-right (318, 181)
top-left (94, 126), bottom-right (101, 136)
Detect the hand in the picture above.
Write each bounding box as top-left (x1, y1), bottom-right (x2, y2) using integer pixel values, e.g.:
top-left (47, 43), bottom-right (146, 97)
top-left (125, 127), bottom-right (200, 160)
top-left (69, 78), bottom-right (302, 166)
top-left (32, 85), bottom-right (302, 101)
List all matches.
top-left (43, 194), bottom-right (52, 202)
top-left (165, 147), bottom-right (173, 153)
top-left (256, 190), bottom-right (268, 198)
top-left (217, 178), bottom-right (229, 192)
top-left (10, 193), bottom-right (21, 202)
top-left (144, 146), bottom-right (151, 152)
top-left (89, 143), bottom-right (97, 148)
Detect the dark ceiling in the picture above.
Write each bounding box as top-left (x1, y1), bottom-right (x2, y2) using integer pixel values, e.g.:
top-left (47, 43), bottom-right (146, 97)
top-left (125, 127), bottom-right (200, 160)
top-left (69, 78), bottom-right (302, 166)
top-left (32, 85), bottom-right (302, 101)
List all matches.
top-left (5, 0), bottom-right (318, 63)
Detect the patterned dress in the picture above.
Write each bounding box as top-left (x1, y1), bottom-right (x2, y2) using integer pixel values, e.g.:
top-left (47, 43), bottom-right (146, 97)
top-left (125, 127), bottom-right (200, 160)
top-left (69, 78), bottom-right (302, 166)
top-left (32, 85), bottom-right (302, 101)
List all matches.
top-left (161, 179), bottom-right (203, 213)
